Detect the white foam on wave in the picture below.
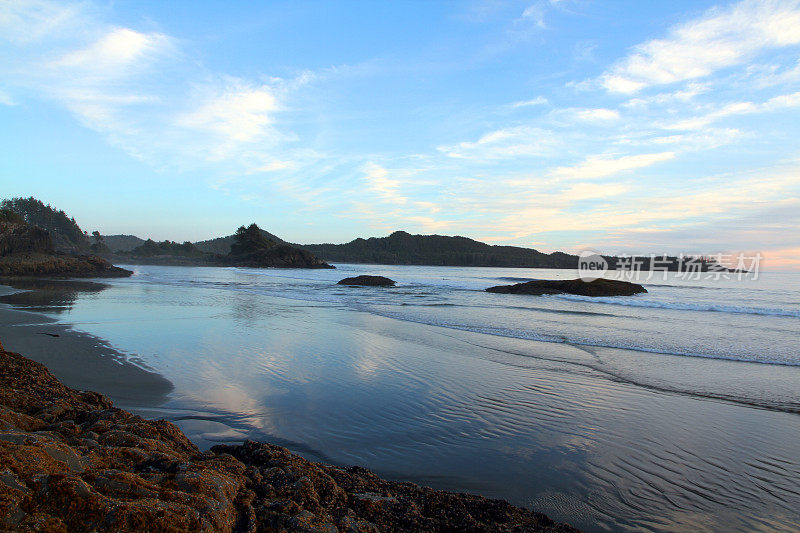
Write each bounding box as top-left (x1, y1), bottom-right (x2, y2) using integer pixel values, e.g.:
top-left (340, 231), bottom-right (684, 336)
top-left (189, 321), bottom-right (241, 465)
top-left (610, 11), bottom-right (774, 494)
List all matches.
top-left (554, 294), bottom-right (800, 317)
top-left (366, 309), bottom-right (800, 367)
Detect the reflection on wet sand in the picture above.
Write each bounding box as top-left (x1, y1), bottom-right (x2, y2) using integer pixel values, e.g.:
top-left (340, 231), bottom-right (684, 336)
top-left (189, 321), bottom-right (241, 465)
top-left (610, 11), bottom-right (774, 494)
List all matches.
top-left (0, 277), bottom-right (107, 313)
top-left (0, 279), bottom-right (172, 408)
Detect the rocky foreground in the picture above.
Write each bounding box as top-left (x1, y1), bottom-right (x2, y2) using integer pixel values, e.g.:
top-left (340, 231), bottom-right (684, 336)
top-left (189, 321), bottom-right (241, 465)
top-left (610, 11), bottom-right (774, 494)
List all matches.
top-left (0, 344), bottom-right (577, 532)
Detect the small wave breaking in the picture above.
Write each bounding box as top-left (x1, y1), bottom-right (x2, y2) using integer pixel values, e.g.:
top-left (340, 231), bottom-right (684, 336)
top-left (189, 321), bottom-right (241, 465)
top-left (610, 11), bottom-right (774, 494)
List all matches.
top-left (554, 294), bottom-right (800, 317)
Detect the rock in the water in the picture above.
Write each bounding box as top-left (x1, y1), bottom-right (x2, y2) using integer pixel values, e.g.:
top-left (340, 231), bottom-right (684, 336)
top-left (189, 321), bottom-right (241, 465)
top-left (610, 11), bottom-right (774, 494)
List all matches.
top-left (337, 275), bottom-right (396, 287)
top-left (486, 278), bottom-right (646, 297)
top-left (225, 223), bottom-right (334, 269)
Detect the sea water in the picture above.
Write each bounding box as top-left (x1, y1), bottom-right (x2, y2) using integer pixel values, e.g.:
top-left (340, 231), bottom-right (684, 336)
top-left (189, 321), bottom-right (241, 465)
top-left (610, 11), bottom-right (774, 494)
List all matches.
top-left (3, 264), bottom-right (800, 532)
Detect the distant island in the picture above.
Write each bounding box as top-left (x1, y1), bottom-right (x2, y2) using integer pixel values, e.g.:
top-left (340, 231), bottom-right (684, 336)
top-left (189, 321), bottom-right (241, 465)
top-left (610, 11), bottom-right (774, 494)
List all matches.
top-left (0, 197), bottom-right (332, 273)
top-left (0, 200), bottom-right (131, 278)
top-left (3, 196), bottom-right (734, 273)
top-left (109, 224), bottom-right (332, 269)
top-left (301, 231), bottom-right (734, 272)
top-left (101, 229), bottom-right (732, 272)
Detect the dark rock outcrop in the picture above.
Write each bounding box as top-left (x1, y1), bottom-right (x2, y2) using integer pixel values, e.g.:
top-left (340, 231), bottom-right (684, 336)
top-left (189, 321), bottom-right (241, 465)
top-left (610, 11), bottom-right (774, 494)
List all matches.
top-left (0, 347), bottom-right (578, 532)
top-left (225, 224), bottom-right (334, 269)
top-left (195, 229), bottom-right (286, 255)
top-left (486, 278), bottom-right (647, 297)
top-left (228, 243), bottom-right (334, 269)
top-left (0, 221), bottom-right (131, 278)
top-left (0, 253), bottom-right (133, 278)
top-left (337, 275), bottom-right (396, 287)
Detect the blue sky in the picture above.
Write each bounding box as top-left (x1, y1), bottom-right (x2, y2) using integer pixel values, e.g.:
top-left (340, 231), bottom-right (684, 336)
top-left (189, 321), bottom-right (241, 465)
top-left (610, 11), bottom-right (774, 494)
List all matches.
top-left (1, 0), bottom-right (799, 268)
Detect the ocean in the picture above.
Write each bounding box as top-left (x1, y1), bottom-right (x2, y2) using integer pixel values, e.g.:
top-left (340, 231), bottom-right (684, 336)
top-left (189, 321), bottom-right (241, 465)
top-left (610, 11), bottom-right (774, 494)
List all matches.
top-left (2, 263), bottom-right (799, 532)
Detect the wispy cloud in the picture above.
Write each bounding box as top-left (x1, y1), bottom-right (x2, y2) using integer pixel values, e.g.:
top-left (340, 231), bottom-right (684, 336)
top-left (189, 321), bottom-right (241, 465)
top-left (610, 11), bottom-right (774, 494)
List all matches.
top-left (362, 162), bottom-right (408, 205)
top-left (663, 91), bottom-right (800, 130)
top-left (571, 108), bottom-right (620, 121)
top-left (175, 82), bottom-right (285, 161)
top-left (511, 96), bottom-right (548, 108)
top-left (600, 0), bottom-right (800, 93)
top-left (551, 152), bottom-right (676, 180)
top-left (437, 126), bottom-right (557, 159)
top-left (561, 182), bottom-right (630, 201)
top-left (0, 89), bottom-right (14, 106)
top-left (48, 27), bottom-right (170, 72)
top-left (0, 0), bottom-right (312, 178)
top-left (519, 3), bottom-right (548, 29)
top-left (0, 0), bottom-right (86, 45)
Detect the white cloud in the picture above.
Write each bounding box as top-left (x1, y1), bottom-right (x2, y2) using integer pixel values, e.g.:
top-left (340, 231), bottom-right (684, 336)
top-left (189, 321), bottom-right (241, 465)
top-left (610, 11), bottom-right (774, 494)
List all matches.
top-left (0, 0), bottom-right (85, 45)
top-left (415, 201), bottom-right (441, 213)
top-left (639, 128), bottom-right (744, 150)
top-left (560, 182), bottom-right (629, 201)
top-left (0, 7), bottom-right (175, 136)
top-left (664, 90), bottom-right (800, 130)
top-left (437, 126), bottom-right (556, 159)
top-left (246, 160), bottom-right (295, 174)
top-left (0, 1), bottom-right (308, 176)
top-left (623, 83), bottom-right (709, 107)
top-left (50, 28), bottom-right (170, 73)
top-left (601, 0), bottom-right (800, 93)
top-left (572, 108), bottom-right (620, 121)
top-left (362, 162), bottom-right (407, 205)
top-left (511, 96), bottom-right (548, 108)
top-left (520, 3), bottom-right (547, 29)
top-left (747, 59), bottom-right (800, 88)
top-left (551, 152), bottom-right (676, 180)
top-left (0, 89), bottom-right (14, 106)
top-left (457, 164), bottom-right (800, 244)
top-left (177, 84), bottom-right (280, 144)
top-left (406, 216), bottom-right (453, 231)
top-left (2, 0), bottom-right (798, 261)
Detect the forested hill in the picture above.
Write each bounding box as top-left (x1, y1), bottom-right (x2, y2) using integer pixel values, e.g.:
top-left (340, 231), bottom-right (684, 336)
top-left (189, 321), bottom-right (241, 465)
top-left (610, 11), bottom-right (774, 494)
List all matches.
top-left (1, 197), bottom-right (90, 253)
top-left (195, 229), bottom-right (285, 255)
top-left (103, 234), bottom-right (145, 252)
top-left (301, 231), bottom-right (578, 268)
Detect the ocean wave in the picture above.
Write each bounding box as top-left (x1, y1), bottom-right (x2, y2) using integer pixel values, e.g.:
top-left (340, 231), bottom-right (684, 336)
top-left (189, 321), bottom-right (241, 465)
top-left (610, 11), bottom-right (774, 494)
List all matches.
top-left (366, 310), bottom-right (800, 367)
top-left (553, 295), bottom-right (800, 317)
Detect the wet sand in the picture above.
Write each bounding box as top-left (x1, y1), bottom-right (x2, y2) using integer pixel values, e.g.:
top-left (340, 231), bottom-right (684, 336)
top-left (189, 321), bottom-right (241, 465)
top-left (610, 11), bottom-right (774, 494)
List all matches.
top-left (0, 283), bottom-right (172, 409)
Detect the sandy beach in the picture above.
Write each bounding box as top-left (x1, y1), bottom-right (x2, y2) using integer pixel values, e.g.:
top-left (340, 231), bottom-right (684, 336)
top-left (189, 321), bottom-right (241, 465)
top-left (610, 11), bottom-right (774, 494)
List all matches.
top-left (0, 283), bottom-right (172, 409)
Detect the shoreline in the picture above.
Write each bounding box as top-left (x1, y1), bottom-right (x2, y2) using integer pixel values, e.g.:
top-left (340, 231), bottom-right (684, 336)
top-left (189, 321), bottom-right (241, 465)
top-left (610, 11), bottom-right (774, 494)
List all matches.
top-left (0, 283), bottom-right (172, 410)
top-left (0, 341), bottom-right (577, 531)
top-left (2, 270), bottom-right (800, 530)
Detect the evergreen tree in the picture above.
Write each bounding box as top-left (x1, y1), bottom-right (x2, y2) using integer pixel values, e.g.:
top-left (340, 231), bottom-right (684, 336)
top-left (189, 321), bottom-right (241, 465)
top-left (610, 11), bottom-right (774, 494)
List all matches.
top-left (0, 197), bottom-right (89, 251)
top-left (90, 231), bottom-right (110, 254)
top-left (230, 223), bottom-right (275, 256)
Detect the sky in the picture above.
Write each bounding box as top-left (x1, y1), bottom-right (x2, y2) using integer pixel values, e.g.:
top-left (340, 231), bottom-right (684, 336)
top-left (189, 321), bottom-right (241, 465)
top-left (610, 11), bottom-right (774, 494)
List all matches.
top-left (1, 0), bottom-right (799, 268)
